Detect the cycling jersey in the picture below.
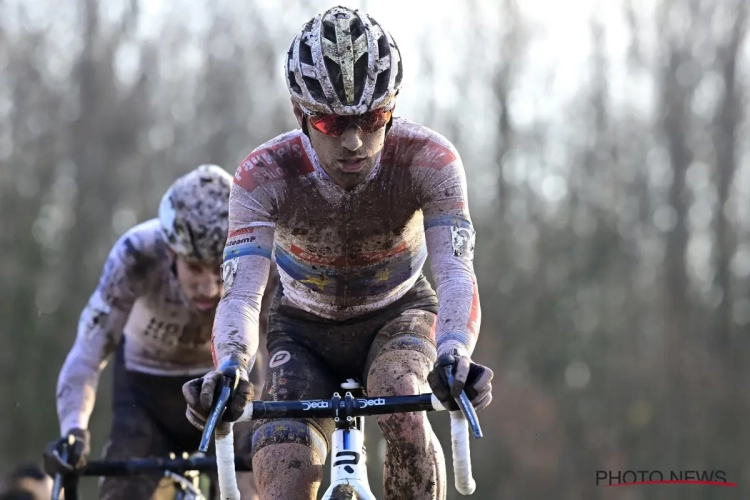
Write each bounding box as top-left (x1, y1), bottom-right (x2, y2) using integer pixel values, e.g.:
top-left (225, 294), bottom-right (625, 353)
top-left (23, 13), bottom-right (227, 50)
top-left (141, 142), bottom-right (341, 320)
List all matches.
top-left (56, 220), bottom-right (215, 434)
top-left (214, 117), bottom-right (481, 372)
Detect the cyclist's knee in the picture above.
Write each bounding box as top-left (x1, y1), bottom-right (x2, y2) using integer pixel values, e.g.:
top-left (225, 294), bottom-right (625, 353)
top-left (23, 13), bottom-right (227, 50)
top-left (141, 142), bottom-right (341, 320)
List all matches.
top-left (251, 420), bottom-right (328, 464)
top-left (378, 409), bottom-right (432, 445)
top-left (367, 349), bottom-right (432, 396)
top-left (252, 443), bottom-right (324, 500)
top-left (368, 349), bottom-right (434, 443)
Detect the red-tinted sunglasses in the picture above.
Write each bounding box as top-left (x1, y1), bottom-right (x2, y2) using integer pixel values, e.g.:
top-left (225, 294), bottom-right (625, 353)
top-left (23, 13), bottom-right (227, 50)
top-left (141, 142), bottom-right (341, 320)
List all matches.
top-left (307, 108), bottom-right (392, 137)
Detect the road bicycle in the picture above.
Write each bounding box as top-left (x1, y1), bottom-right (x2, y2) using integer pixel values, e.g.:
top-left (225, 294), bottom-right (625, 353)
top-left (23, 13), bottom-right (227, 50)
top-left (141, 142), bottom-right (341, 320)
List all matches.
top-left (201, 354), bottom-right (483, 499)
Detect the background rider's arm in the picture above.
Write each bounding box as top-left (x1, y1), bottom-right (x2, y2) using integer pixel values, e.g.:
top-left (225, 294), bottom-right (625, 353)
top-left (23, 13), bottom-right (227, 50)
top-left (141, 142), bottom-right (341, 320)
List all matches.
top-left (56, 232), bottom-right (144, 435)
top-left (420, 146), bottom-right (481, 358)
top-left (211, 177), bottom-right (277, 374)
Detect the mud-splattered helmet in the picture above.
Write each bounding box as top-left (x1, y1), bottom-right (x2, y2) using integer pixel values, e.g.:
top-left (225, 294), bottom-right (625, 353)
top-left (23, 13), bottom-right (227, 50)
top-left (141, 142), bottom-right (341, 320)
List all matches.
top-left (158, 164), bottom-right (232, 263)
top-left (286, 6), bottom-right (403, 116)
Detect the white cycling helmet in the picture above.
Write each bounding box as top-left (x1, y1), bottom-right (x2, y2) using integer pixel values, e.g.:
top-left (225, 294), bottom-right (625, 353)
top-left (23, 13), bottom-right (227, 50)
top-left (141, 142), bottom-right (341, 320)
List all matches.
top-left (286, 6), bottom-right (403, 115)
top-left (158, 164), bottom-right (233, 263)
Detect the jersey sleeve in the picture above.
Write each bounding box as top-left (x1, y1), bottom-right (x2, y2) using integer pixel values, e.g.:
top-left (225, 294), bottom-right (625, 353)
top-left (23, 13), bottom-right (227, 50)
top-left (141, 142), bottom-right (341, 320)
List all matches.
top-left (56, 230), bottom-right (151, 434)
top-left (419, 144), bottom-right (481, 358)
top-left (211, 156), bottom-right (281, 374)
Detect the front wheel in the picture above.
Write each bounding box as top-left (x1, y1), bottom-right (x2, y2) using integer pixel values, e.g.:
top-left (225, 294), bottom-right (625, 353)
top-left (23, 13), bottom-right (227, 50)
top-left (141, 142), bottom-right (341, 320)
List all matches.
top-left (329, 483), bottom-right (357, 500)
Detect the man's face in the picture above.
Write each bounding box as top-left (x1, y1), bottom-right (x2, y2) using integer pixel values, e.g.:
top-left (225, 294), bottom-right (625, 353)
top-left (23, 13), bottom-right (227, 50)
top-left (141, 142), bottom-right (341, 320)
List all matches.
top-left (173, 253), bottom-right (222, 313)
top-left (294, 104), bottom-right (388, 190)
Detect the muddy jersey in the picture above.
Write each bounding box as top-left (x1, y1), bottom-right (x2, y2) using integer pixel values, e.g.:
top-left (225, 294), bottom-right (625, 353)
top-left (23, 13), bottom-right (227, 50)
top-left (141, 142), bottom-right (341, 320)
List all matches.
top-left (213, 118), bottom-right (481, 372)
top-left (56, 219), bottom-right (215, 434)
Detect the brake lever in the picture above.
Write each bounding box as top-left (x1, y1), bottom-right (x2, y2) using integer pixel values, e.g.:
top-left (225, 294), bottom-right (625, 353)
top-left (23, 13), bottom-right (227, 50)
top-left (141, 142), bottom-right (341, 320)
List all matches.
top-left (51, 435), bottom-right (74, 500)
top-left (440, 354), bottom-right (483, 439)
top-left (198, 373), bottom-right (237, 453)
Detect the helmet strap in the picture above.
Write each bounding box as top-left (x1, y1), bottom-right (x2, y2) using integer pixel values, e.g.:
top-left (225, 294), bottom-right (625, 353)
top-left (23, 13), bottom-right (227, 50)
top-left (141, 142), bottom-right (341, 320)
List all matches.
top-left (167, 249), bottom-right (179, 277)
top-left (301, 115), bottom-right (310, 138)
top-left (385, 114), bottom-right (394, 135)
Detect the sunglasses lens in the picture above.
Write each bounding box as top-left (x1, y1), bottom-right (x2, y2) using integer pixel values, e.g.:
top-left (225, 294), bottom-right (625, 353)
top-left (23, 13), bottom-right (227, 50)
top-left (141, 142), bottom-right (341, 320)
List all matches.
top-left (358, 109), bottom-right (392, 133)
top-left (308, 109), bottom-right (392, 136)
top-left (309, 114), bottom-right (346, 136)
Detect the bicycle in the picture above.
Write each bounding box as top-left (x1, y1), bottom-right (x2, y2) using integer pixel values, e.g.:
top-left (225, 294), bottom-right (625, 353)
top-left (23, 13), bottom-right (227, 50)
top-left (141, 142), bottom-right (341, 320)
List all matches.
top-left (200, 354), bottom-right (483, 500)
top-left (49, 452), bottom-right (252, 500)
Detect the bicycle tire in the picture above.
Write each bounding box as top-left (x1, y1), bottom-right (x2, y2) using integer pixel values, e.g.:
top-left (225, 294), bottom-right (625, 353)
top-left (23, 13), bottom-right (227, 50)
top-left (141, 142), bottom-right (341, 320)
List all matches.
top-left (330, 483), bottom-right (357, 500)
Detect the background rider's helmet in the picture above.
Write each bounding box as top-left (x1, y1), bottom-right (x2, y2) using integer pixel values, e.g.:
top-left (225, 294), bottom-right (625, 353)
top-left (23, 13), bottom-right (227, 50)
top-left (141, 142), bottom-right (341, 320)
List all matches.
top-left (285, 6), bottom-right (403, 116)
top-left (158, 164), bottom-right (232, 264)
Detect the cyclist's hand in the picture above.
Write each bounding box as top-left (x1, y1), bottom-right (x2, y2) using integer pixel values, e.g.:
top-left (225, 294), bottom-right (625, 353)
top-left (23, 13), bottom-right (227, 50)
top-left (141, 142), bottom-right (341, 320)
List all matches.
top-left (182, 369), bottom-right (253, 430)
top-left (428, 352), bottom-right (493, 412)
top-left (43, 428), bottom-right (90, 475)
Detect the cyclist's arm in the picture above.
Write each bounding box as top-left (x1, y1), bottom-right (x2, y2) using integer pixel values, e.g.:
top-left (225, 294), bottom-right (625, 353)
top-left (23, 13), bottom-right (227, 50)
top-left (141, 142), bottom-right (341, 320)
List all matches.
top-left (420, 145), bottom-right (481, 358)
top-left (211, 176), bottom-right (277, 374)
top-left (56, 232), bottom-right (145, 435)
top-left (258, 258), bottom-right (280, 338)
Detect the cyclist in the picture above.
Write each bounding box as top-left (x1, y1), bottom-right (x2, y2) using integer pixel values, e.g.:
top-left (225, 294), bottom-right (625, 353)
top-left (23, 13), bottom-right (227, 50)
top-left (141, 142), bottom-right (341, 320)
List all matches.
top-left (184, 7), bottom-right (493, 500)
top-left (43, 165), bottom-right (277, 500)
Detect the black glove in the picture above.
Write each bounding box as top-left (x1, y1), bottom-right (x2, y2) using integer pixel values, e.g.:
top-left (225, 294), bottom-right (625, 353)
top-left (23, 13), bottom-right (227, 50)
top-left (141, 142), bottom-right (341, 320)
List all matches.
top-left (43, 428), bottom-right (90, 475)
top-left (427, 351), bottom-right (493, 412)
top-left (182, 366), bottom-right (253, 431)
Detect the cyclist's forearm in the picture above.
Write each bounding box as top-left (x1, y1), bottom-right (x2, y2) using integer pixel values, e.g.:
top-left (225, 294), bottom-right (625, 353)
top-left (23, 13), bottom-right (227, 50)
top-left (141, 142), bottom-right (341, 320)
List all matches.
top-left (432, 258), bottom-right (480, 357)
top-left (213, 296), bottom-right (262, 372)
top-left (57, 291), bottom-right (126, 434)
top-left (425, 224), bottom-right (481, 358)
top-left (213, 253), bottom-right (271, 373)
top-left (56, 363), bottom-right (100, 434)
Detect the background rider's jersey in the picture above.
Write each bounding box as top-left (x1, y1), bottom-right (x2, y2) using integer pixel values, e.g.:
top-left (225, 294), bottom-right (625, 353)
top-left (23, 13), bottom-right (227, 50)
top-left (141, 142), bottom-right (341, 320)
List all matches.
top-left (213, 118), bottom-right (481, 372)
top-left (58, 220), bottom-right (223, 434)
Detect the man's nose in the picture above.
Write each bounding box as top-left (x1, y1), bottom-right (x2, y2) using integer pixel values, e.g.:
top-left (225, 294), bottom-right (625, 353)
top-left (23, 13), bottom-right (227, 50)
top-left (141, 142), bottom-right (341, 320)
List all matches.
top-left (341, 126), bottom-right (363, 152)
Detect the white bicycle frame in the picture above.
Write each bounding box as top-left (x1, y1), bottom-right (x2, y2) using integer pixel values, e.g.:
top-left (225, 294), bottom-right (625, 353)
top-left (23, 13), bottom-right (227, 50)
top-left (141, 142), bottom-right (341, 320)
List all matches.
top-left (211, 380), bottom-right (477, 500)
top-left (321, 413), bottom-right (376, 500)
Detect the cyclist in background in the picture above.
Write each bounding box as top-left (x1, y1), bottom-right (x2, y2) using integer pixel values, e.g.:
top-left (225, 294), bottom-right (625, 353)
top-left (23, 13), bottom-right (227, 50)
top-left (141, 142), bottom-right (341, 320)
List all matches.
top-left (44, 165), bottom-right (277, 500)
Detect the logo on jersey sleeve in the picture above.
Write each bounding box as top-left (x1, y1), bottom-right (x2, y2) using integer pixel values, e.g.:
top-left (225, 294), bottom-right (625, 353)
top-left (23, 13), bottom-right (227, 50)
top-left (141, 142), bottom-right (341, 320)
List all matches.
top-left (451, 226), bottom-right (475, 259)
top-left (221, 259), bottom-right (238, 291)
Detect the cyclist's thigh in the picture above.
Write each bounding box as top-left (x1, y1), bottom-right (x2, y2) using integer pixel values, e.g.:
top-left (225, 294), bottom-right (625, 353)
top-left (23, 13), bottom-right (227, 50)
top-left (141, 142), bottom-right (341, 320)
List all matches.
top-left (364, 308), bottom-right (438, 392)
top-left (251, 342), bottom-right (339, 463)
top-left (99, 345), bottom-right (172, 500)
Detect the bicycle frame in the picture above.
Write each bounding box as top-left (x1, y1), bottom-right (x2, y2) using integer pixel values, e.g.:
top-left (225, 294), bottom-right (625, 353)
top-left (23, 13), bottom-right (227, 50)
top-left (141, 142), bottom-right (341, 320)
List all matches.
top-left (323, 412), bottom-right (374, 500)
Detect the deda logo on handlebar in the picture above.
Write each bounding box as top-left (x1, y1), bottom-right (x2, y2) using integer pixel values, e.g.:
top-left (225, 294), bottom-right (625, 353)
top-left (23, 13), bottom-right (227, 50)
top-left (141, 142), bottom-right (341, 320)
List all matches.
top-left (300, 398), bottom-right (386, 410)
top-left (301, 400), bottom-right (330, 410)
top-left (357, 398), bottom-right (385, 407)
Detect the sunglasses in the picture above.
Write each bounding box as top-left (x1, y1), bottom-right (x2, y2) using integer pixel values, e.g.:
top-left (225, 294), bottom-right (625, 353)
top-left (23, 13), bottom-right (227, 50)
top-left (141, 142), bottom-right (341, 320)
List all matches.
top-left (307, 108), bottom-right (392, 137)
